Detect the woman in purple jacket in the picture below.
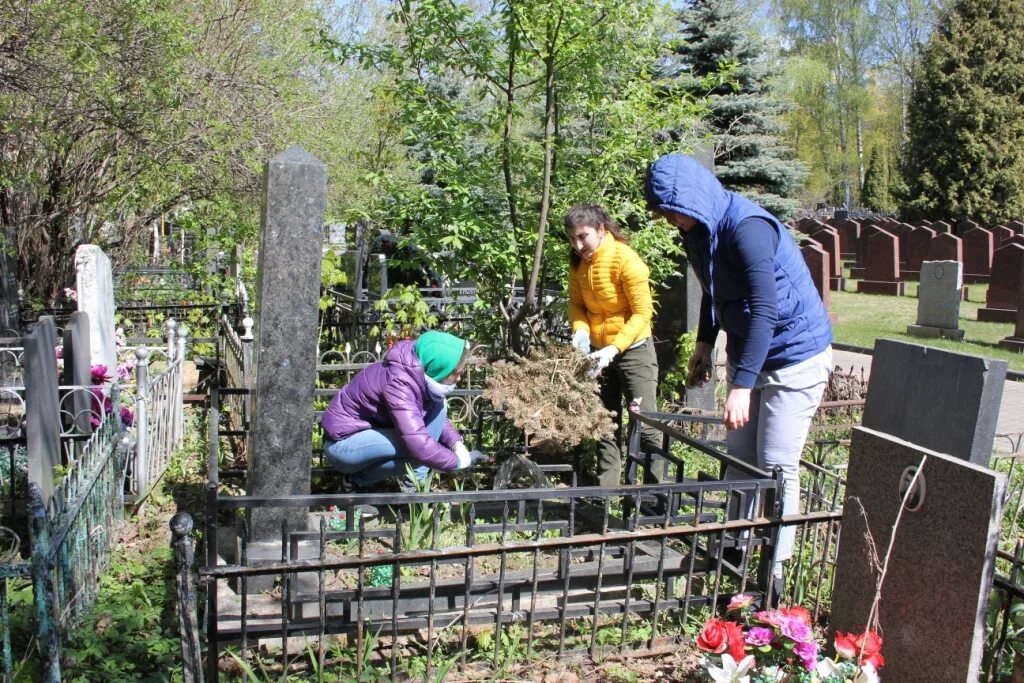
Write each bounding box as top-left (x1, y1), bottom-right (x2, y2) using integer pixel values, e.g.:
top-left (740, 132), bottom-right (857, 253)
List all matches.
top-left (321, 330), bottom-right (482, 489)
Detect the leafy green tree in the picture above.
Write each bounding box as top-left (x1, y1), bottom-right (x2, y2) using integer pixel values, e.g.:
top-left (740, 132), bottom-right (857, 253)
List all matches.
top-left (861, 146), bottom-right (895, 212)
top-left (669, 0), bottom-right (808, 219)
top-left (901, 0), bottom-right (1024, 223)
top-left (1, 0), bottom-right (392, 307)
top-left (776, 0), bottom-right (879, 206)
top-left (326, 0), bottom-right (702, 352)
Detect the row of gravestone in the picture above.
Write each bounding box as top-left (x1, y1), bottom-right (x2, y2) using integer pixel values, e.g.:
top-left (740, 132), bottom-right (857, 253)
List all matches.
top-left (794, 217), bottom-right (1024, 325)
top-left (794, 219), bottom-right (1024, 331)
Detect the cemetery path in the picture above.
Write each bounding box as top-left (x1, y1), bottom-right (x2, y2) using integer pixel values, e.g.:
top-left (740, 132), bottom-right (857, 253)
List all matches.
top-left (833, 347), bottom-right (1024, 454)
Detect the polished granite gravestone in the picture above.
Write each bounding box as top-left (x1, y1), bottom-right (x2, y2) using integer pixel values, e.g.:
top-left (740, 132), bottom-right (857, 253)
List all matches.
top-left (998, 264), bottom-right (1024, 352)
top-left (24, 317), bottom-right (62, 504)
top-left (247, 146), bottom-right (327, 541)
top-left (907, 261), bottom-right (964, 340)
top-left (62, 311), bottom-right (94, 436)
top-left (979, 243), bottom-right (1024, 322)
top-left (961, 226), bottom-right (994, 282)
top-left (862, 339), bottom-right (1005, 466)
top-left (830, 427), bottom-right (1004, 682)
top-left (75, 245), bottom-right (117, 374)
top-left (856, 229), bottom-right (905, 295)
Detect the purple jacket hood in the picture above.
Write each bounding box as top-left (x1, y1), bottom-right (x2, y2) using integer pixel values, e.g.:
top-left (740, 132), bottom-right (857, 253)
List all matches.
top-left (320, 340), bottom-right (461, 470)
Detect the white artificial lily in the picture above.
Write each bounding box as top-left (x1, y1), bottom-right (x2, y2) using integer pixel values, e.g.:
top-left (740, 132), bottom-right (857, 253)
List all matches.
top-left (815, 657), bottom-right (840, 677)
top-left (707, 654), bottom-right (756, 683)
top-left (853, 662), bottom-right (880, 683)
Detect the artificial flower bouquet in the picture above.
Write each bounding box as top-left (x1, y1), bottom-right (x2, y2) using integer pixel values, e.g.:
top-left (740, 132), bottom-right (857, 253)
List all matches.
top-left (696, 593), bottom-right (884, 683)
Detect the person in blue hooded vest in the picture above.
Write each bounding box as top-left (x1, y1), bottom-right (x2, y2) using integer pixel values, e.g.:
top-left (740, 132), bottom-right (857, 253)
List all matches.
top-left (644, 154), bottom-right (833, 588)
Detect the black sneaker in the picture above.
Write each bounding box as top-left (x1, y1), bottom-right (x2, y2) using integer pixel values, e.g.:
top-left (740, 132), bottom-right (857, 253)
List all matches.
top-left (338, 473), bottom-right (358, 493)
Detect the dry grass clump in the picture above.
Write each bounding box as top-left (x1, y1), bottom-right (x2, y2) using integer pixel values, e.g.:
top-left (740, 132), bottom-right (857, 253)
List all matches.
top-left (483, 343), bottom-right (615, 453)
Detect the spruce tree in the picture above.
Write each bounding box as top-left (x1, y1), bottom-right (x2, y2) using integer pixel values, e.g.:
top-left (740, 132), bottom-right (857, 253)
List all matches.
top-left (667, 0), bottom-right (808, 219)
top-left (902, 0), bottom-right (1024, 223)
top-left (862, 146), bottom-right (895, 213)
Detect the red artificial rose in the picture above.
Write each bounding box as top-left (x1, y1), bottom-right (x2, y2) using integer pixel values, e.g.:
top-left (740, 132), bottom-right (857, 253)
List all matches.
top-left (834, 631), bottom-right (858, 660)
top-left (835, 630), bottom-right (884, 669)
top-left (724, 621), bottom-right (746, 662)
top-left (697, 619), bottom-right (729, 654)
top-left (780, 605), bottom-right (812, 626)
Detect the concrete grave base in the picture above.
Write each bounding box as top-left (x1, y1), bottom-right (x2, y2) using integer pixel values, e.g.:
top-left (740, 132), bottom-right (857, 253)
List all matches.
top-left (979, 307), bottom-right (1018, 323)
top-left (857, 280), bottom-right (905, 296)
top-left (907, 324), bottom-right (965, 340)
top-left (999, 336), bottom-right (1024, 351)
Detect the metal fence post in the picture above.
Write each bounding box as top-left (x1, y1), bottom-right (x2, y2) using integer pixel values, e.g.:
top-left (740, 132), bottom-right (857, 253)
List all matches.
top-left (134, 347), bottom-right (150, 500)
top-left (241, 316), bottom-right (254, 429)
top-left (175, 324), bottom-right (189, 446)
top-left (166, 319), bottom-right (178, 363)
top-left (27, 484), bottom-right (60, 683)
top-left (171, 512), bottom-right (203, 683)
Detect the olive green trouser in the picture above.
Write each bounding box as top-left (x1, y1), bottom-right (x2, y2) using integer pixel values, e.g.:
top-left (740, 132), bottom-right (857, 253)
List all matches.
top-left (595, 337), bottom-right (662, 487)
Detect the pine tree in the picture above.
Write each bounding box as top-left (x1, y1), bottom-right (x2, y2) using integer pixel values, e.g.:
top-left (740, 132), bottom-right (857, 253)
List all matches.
top-left (901, 0), bottom-right (1024, 223)
top-left (667, 0), bottom-right (808, 219)
top-left (862, 146), bottom-right (895, 213)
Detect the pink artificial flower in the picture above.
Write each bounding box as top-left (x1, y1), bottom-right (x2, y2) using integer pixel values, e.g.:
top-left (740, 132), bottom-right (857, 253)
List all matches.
top-left (90, 364), bottom-right (111, 385)
top-left (54, 345), bottom-right (64, 359)
top-left (728, 593), bottom-right (756, 611)
top-left (754, 610), bottom-right (783, 628)
top-left (116, 361), bottom-right (134, 381)
top-left (794, 640), bottom-right (819, 670)
top-left (745, 626), bottom-right (774, 647)
top-left (63, 287), bottom-right (77, 302)
top-left (780, 616), bottom-right (814, 644)
top-left (120, 406), bottom-right (134, 428)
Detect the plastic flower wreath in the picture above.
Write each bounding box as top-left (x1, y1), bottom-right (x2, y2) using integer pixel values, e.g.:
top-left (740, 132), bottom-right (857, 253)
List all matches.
top-left (696, 593), bottom-right (884, 682)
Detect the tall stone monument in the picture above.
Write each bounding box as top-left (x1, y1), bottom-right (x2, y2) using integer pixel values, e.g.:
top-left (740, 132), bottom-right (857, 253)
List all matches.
top-left (831, 427), bottom-right (1004, 682)
top-left (75, 245), bottom-right (117, 374)
top-left (247, 146), bottom-right (327, 540)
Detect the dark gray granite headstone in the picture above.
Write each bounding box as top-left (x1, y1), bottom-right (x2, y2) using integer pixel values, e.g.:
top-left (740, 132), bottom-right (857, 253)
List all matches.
top-left (651, 146), bottom-right (716, 411)
top-left (247, 146), bottom-right (327, 540)
top-left (831, 427), bottom-right (1003, 682)
top-left (24, 317), bottom-right (62, 504)
top-left (62, 311), bottom-right (94, 436)
top-left (863, 339), bottom-right (1006, 466)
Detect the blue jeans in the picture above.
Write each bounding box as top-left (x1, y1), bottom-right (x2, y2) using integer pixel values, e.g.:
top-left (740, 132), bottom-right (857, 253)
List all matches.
top-left (323, 399), bottom-right (443, 486)
top-left (724, 348), bottom-right (832, 568)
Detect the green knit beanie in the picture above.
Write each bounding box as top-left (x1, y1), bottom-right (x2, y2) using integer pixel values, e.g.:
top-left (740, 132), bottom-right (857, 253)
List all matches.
top-left (415, 330), bottom-right (468, 381)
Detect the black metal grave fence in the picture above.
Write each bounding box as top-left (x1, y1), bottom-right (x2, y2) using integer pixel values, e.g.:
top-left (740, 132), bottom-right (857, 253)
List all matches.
top-left (173, 405), bottom-right (846, 682)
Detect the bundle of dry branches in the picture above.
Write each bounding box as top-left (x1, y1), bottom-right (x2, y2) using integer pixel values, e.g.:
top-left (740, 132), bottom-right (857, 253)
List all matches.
top-left (483, 342), bottom-right (615, 453)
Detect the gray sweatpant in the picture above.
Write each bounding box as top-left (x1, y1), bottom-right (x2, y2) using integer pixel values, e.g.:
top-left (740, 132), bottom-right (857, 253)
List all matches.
top-left (724, 347), bottom-right (832, 571)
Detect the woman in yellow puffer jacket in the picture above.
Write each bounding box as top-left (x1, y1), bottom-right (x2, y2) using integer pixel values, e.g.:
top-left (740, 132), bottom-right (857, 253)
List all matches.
top-left (565, 203), bottom-right (662, 488)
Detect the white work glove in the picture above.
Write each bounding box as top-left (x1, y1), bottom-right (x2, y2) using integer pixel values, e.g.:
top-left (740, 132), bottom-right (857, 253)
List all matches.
top-left (453, 442), bottom-right (483, 470)
top-left (571, 329), bottom-right (591, 353)
top-left (587, 345), bottom-right (618, 378)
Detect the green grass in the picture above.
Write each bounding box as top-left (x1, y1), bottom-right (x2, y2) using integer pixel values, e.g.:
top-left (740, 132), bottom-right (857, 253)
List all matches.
top-left (830, 280), bottom-right (1024, 372)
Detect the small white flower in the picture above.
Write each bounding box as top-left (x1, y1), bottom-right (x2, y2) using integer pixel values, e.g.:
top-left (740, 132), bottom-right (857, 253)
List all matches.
top-left (707, 654), bottom-right (756, 683)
